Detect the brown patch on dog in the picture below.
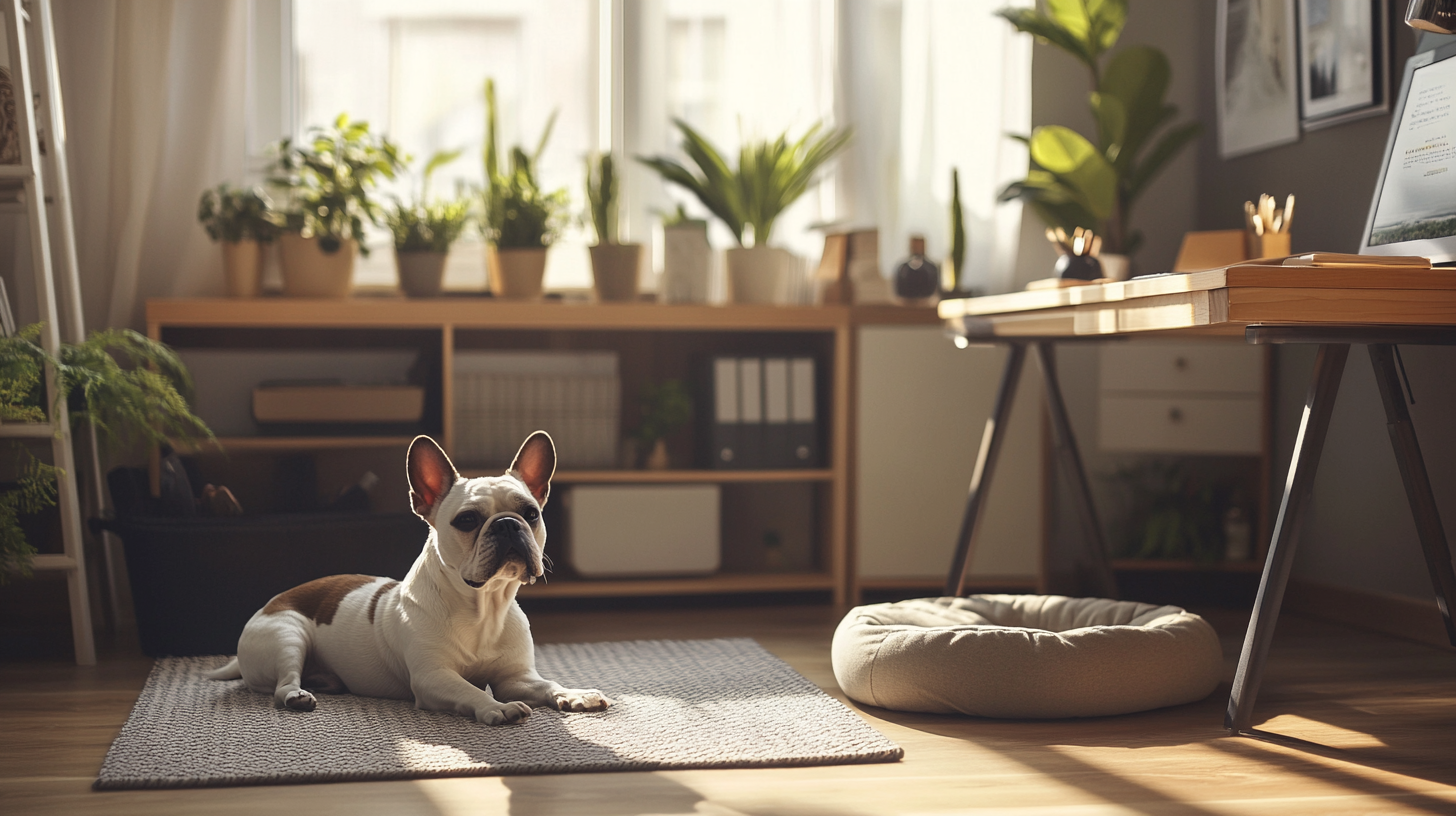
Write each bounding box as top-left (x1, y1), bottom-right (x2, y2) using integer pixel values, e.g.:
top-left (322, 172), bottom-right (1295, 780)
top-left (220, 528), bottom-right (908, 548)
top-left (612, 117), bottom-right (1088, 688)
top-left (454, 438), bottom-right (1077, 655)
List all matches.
top-left (367, 580), bottom-right (399, 624)
top-left (263, 574), bottom-right (374, 626)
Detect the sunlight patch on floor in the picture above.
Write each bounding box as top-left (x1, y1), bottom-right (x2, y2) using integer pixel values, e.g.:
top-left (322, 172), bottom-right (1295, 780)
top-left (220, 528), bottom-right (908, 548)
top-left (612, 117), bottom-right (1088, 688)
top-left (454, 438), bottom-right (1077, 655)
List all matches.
top-left (1257, 714), bottom-right (1389, 749)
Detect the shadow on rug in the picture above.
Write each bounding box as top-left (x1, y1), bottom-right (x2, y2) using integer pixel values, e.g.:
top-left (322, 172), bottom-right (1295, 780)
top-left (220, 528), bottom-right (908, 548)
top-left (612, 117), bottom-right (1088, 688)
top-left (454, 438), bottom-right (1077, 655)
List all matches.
top-left (95, 637), bottom-right (902, 789)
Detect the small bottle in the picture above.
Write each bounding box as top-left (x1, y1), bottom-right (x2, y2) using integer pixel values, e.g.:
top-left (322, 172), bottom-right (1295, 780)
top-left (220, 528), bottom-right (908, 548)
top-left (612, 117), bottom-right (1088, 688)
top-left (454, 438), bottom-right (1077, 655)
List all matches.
top-left (893, 235), bottom-right (940, 304)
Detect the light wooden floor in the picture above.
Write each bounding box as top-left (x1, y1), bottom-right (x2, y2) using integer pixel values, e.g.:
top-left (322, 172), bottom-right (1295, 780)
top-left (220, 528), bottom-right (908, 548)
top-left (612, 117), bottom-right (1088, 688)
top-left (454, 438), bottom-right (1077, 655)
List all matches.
top-left (3, 602), bottom-right (1456, 816)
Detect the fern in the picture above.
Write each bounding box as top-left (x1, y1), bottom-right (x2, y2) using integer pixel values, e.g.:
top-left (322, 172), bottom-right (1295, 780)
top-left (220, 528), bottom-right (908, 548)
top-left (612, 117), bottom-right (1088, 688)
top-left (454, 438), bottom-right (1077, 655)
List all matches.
top-left (0, 326), bottom-right (212, 581)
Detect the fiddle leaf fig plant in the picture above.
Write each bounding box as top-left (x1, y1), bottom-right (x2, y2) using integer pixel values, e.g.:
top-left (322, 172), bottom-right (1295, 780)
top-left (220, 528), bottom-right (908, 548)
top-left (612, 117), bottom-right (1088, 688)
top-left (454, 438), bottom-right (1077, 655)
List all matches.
top-left (997, 0), bottom-right (1200, 257)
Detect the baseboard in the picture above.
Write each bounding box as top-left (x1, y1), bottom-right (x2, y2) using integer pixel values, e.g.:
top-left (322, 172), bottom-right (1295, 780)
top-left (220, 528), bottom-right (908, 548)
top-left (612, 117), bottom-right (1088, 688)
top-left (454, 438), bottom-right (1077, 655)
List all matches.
top-left (1285, 579), bottom-right (1455, 652)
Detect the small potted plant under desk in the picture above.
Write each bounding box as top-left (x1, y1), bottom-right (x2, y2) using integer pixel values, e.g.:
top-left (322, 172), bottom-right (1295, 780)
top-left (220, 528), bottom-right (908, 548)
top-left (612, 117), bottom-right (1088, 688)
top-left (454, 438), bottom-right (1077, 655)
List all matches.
top-left (196, 184), bottom-right (278, 297)
top-left (268, 113), bottom-right (404, 298)
top-left (481, 79), bottom-right (567, 299)
top-left (586, 152), bottom-right (642, 302)
top-left (639, 119), bottom-right (850, 304)
top-left (386, 150), bottom-right (472, 298)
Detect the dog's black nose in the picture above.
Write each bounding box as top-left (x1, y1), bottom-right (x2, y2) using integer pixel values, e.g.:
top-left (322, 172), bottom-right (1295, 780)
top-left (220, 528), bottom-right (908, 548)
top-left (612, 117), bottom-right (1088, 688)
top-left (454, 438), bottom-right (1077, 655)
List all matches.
top-left (490, 516), bottom-right (525, 534)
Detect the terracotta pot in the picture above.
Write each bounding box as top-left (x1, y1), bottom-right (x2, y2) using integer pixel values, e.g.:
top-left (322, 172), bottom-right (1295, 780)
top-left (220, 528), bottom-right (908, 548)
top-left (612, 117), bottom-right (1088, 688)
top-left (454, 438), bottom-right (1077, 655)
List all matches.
top-left (725, 245), bottom-right (792, 304)
top-left (396, 250), bottom-right (448, 298)
top-left (589, 243), bottom-right (642, 302)
top-left (220, 239), bottom-right (263, 297)
top-left (661, 225), bottom-right (711, 303)
top-left (487, 245), bottom-right (547, 299)
top-left (279, 234), bottom-right (357, 298)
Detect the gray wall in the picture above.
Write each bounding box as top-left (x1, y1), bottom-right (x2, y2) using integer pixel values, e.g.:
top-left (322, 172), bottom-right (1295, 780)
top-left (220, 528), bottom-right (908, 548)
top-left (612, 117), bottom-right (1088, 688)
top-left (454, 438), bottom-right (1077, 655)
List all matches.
top-left (1192, 8), bottom-right (1456, 602)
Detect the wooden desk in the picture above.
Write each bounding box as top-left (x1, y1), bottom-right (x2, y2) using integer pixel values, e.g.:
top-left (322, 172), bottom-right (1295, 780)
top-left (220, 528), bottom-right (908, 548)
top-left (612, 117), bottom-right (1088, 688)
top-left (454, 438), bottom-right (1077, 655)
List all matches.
top-left (937, 261), bottom-right (1456, 741)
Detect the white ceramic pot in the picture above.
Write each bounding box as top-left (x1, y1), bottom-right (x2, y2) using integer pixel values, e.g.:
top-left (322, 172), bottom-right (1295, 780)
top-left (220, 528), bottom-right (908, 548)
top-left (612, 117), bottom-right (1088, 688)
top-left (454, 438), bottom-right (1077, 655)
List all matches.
top-left (220, 239), bottom-right (263, 297)
top-left (725, 245), bottom-right (793, 305)
top-left (1099, 253), bottom-right (1132, 282)
top-left (396, 250), bottom-right (448, 298)
top-left (661, 225), bottom-right (711, 303)
top-left (488, 245), bottom-right (548, 299)
top-left (279, 234), bottom-right (357, 298)
top-left (589, 243), bottom-right (643, 302)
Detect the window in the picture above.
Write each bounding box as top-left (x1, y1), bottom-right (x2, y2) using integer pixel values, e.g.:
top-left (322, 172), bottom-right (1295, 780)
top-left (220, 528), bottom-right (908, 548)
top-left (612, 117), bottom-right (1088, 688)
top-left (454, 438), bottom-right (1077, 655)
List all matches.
top-left (253, 0), bottom-right (1028, 295)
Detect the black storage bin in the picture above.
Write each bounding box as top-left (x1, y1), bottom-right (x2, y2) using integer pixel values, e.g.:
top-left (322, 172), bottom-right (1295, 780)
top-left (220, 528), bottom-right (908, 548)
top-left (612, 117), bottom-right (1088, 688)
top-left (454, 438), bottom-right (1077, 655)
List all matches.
top-left (96, 512), bottom-right (428, 657)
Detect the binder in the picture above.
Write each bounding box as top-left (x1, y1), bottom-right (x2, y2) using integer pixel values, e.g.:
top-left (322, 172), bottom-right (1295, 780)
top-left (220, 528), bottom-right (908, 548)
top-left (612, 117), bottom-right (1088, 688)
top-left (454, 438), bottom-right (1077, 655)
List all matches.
top-left (762, 358), bottom-right (791, 468)
top-left (709, 357), bottom-right (742, 468)
top-left (738, 358), bottom-right (764, 469)
top-left (789, 357), bottom-right (819, 467)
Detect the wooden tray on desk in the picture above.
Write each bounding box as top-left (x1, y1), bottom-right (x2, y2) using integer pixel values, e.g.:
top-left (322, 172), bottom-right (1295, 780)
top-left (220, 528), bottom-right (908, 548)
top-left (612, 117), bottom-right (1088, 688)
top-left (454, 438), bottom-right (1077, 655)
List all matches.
top-left (938, 262), bottom-right (1456, 337)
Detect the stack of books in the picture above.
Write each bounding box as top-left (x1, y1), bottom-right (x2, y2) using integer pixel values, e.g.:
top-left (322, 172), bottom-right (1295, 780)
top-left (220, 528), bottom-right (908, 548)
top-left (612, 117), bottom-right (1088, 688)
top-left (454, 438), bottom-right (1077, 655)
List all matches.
top-left (453, 351), bottom-right (620, 469)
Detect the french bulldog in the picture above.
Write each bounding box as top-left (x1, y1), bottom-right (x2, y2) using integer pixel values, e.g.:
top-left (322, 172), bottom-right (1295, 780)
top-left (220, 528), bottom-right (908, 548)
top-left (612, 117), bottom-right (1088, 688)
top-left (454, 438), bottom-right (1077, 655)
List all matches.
top-left (208, 431), bottom-right (611, 724)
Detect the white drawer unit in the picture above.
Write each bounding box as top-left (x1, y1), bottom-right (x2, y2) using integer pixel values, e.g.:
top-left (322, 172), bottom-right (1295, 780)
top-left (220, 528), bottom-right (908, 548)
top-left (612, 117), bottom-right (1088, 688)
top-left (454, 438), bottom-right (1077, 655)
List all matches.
top-left (1099, 342), bottom-right (1265, 455)
top-left (1098, 394), bottom-right (1263, 454)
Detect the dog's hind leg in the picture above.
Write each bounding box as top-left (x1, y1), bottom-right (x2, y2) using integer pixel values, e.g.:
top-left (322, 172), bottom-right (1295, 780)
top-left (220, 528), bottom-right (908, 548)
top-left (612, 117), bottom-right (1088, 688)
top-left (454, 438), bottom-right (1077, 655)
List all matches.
top-left (238, 615), bottom-right (318, 712)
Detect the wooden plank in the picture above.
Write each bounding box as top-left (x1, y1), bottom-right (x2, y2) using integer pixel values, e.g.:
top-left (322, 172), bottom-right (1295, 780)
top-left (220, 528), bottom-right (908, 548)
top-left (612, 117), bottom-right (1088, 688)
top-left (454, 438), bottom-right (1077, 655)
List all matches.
top-left (1226, 287), bottom-right (1456, 324)
top-left (939, 265), bottom-right (1456, 320)
top-left (176, 436), bottom-right (416, 453)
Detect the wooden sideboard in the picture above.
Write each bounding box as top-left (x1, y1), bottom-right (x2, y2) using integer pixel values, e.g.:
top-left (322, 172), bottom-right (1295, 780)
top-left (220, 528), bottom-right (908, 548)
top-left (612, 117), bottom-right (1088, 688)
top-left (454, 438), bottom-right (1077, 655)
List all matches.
top-left (147, 297), bottom-right (940, 605)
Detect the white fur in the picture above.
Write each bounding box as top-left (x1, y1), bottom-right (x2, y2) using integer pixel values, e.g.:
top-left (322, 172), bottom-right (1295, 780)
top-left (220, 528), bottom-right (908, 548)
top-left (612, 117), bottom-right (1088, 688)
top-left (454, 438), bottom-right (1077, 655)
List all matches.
top-left (208, 433), bottom-right (611, 725)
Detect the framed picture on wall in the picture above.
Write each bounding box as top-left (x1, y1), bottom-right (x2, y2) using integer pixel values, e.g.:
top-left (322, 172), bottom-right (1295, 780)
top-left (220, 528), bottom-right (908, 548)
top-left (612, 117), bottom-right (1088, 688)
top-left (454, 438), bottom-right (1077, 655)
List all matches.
top-left (1298, 0), bottom-right (1390, 129)
top-left (1216, 0), bottom-right (1302, 158)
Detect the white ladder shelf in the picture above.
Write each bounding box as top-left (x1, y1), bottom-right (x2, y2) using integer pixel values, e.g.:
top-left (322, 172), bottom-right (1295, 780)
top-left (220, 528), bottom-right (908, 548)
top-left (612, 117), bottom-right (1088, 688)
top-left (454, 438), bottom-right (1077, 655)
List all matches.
top-left (3, 0), bottom-right (94, 665)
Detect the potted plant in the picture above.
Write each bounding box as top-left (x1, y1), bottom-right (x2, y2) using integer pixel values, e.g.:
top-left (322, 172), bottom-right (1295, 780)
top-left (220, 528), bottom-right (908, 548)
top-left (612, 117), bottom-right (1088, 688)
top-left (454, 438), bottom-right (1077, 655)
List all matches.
top-left (638, 119), bottom-right (851, 304)
top-left (268, 113), bottom-right (404, 297)
top-left (0, 325), bottom-right (212, 583)
top-left (386, 149), bottom-right (472, 298)
top-left (481, 79), bottom-right (568, 299)
top-left (631, 379), bottom-right (692, 470)
top-left (585, 152), bottom-right (641, 302)
top-left (659, 204), bottom-right (711, 304)
top-left (996, 0), bottom-right (1200, 278)
top-left (196, 184), bottom-right (278, 297)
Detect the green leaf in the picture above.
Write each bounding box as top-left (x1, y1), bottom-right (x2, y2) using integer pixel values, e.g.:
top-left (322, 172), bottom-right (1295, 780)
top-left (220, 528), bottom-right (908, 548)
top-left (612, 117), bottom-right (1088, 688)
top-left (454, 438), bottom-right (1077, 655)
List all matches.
top-left (1089, 92), bottom-right (1126, 160)
top-left (996, 8), bottom-right (1097, 73)
top-left (1046, 0), bottom-right (1126, 55)
top-left (1028, 126), bottom-right (1116, 221)
top-left (1099, 46), bottom-right (1172, 166)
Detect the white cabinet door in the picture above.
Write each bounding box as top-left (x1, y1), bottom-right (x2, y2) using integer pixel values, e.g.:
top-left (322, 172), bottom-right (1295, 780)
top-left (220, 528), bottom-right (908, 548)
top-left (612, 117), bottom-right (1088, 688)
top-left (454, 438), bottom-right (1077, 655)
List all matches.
top-left (856, 327), bottom-right (1042, 582)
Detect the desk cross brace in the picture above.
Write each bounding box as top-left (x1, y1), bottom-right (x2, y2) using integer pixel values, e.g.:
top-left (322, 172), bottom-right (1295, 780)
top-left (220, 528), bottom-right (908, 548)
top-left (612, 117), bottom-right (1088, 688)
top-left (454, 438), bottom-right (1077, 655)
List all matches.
top-left (945, 341), bottom-right (1118, 600)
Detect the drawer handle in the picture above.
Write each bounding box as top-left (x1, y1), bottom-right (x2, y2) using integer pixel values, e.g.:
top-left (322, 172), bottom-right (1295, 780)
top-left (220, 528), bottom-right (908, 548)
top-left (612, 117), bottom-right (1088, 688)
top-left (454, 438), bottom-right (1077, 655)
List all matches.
top-left (1168, 406), bottom-right (1184, 423)
top-left (1174, 356), bottom-right (1188, 371)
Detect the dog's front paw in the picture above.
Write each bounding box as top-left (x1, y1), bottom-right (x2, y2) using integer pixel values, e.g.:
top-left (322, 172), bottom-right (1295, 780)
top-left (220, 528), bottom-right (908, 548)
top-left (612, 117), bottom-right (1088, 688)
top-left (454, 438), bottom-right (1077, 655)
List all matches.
top-left (477, 700), bottom-right (532, 725)
top-left (553, 688), bottom-right (611, 712)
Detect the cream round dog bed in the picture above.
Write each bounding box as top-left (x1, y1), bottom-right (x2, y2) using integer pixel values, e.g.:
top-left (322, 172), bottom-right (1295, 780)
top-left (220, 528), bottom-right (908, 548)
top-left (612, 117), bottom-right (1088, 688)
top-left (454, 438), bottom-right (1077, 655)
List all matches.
top-left (832, 595), bottom-right (1224, 718)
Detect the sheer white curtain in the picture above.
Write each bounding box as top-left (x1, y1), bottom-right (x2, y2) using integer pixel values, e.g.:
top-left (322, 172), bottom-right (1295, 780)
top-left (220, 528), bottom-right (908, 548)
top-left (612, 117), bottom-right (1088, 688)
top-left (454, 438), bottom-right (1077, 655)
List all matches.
top-left (53, 1), bottom-right (249, 332)
top-left (839, 0), bottom-right (1031, 295)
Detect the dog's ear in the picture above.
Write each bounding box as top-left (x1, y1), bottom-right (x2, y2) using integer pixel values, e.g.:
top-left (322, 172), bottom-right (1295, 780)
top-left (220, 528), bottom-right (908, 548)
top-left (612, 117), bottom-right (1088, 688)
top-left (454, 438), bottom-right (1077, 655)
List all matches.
top-left (508, 431), bottom-right (556, 506)
top-left (407, 436), bottom-right (459, 518)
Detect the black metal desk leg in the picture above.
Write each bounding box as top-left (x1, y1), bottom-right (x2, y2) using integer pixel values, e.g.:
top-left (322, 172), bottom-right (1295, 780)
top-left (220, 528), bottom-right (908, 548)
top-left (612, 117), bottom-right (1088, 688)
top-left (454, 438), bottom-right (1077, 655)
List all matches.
top-left (945, 343), bottom-right (1028, 597)
top-left (1034, 342), bottom-right (1118, 599)
top-left (1368, 344), bottom-right (1456, 646)
top-left (1226, 343), bottom-right (1350, 735)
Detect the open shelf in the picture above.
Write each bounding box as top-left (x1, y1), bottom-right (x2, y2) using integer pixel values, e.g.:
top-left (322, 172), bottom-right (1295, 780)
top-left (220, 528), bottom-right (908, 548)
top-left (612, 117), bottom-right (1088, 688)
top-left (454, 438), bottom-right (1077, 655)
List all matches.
top-left (517, 571), bottom-right (834, 599)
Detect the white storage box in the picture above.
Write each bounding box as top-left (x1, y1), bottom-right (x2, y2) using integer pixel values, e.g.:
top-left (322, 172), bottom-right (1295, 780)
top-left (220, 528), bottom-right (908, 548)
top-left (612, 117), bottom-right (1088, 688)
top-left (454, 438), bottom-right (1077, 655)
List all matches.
top-left (453, 351), bottom-right (619, 469)
top-left (568, 485), bottom-right (721, 577)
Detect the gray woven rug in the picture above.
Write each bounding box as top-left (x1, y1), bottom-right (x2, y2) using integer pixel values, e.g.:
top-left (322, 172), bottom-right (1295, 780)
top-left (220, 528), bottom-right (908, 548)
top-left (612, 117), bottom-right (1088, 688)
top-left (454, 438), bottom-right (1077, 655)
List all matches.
top-left (95, 638), bottom-right (901, 789)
